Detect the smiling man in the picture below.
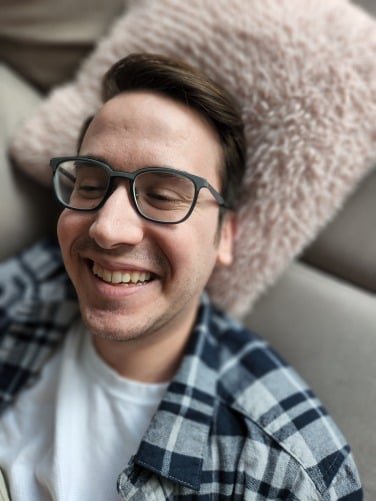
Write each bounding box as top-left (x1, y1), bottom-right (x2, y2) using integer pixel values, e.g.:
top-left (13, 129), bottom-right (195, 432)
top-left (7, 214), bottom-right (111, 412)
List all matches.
top-left (56, 87), bottom-right (235, 383)
top-left (0, 54), bottom-right (362, 500)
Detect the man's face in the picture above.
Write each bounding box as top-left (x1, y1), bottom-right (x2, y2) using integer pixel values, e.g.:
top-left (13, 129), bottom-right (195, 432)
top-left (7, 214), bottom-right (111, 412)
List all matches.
top-left (57, 90), bottom-right (235, 344)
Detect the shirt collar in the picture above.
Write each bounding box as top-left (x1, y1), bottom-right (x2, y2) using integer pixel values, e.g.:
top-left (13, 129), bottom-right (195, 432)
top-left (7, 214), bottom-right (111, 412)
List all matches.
top-left (131, 293), bottom-right (220, 491)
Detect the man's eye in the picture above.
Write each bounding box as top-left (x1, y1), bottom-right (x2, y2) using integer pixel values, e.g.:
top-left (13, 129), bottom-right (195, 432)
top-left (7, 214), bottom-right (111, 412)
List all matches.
top-left (141, 190), bottom-right (191, 212)
top-left (79, 185), bottom-right (102, 192)
top-left (76, 184), bottom-right (105, 198)
top-left (147, 191), bottom-right (179, 202)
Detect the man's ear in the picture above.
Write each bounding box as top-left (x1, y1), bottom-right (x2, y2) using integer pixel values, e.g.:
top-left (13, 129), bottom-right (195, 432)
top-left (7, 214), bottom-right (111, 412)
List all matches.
top-left (216, 212), bottom-right (237, 267)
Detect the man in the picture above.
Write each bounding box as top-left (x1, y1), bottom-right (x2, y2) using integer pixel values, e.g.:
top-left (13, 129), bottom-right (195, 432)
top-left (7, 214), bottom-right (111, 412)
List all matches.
top-left (0, 53), bottom-right (362, 500)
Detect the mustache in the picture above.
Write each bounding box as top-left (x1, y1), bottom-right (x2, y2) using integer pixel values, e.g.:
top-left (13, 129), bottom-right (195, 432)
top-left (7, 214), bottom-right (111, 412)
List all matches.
top-left (71, 236), bottom-right (168, 270)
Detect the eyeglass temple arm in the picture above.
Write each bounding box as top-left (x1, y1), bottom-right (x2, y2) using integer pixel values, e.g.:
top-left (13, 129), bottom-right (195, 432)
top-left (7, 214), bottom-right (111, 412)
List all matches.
top-left (206, 184), bottom-right (230, 209)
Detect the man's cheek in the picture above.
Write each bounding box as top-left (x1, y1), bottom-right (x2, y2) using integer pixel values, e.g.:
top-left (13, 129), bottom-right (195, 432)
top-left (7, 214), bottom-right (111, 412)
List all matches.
top-left (57, 211), bottom-right (80, 270)
top-left (57, 210), bottom-right (70, 244)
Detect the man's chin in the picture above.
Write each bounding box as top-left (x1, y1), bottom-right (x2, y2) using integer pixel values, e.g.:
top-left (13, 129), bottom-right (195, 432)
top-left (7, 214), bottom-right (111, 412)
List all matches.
top-left (79, 307), bottom-right (132, 341)
top-left (88, 327), bottom-right (135, 342)
top-left (79, 303), bottom-right (159, 344)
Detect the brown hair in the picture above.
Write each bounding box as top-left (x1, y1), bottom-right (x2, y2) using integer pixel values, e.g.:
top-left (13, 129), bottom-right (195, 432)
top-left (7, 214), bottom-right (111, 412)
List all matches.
top-left (80, 53), bottom-right (246, 209)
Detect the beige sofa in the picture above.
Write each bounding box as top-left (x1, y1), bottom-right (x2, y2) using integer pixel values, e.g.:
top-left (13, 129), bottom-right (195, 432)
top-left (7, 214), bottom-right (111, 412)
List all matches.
top-left (1, 0), bottom-right (375, 497)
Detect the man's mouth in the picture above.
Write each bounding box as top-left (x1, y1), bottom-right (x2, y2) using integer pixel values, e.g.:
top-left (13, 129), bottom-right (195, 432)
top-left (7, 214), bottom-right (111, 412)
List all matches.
top-left (92, 262), bottom-right (154, 285)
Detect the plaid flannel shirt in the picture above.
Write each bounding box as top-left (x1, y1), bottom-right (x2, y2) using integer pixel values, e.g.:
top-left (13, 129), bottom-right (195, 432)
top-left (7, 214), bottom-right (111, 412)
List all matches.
top-left (0, 239), bottom-right (363, 500)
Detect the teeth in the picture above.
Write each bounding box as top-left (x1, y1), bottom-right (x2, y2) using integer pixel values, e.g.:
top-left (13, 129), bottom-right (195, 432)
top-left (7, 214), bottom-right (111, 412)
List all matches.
top-left (92, 263), bottom-right (152, 285)
top-left (130, 272), bottom-right (141, 283)
top-left (103, 270), bottom-right (112, 282)
top-left (111, 271), bottom-right (122, 284)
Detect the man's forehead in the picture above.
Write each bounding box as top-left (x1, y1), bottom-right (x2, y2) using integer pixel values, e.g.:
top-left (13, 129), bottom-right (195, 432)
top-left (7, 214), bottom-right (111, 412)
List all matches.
top-left (82, 91), bottom-right (222, 156)
top-left (79, 90), bottom-right (223, 180)
top-left (90, 91), bottom-right (219, 142)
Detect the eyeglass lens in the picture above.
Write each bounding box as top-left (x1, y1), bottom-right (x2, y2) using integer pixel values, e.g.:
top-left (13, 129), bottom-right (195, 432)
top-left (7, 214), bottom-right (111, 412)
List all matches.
top-left (54, 160), bottom-right (196, 223)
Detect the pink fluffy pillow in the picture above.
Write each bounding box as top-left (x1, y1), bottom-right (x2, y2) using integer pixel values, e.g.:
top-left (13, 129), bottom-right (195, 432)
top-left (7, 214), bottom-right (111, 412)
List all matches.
top-left (10, 0), bottom-right (376, 316)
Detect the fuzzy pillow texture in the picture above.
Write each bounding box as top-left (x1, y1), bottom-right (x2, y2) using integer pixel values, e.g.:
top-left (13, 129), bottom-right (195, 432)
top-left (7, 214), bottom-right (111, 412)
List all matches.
top-left (10, 0), bottom-right (376, 317)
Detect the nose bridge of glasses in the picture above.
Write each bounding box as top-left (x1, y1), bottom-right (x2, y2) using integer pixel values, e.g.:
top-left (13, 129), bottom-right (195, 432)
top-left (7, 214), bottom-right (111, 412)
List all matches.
top-left (105, 169), bottom-right (137, 206)
top-left (106, 169), bottom-right (135, 198)
top-left (109, 169), bottom-right (135, 187)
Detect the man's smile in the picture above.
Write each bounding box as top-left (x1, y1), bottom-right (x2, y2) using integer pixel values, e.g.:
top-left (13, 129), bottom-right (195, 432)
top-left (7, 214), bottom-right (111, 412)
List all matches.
top-left (92, 262), bottom-right (153, 285)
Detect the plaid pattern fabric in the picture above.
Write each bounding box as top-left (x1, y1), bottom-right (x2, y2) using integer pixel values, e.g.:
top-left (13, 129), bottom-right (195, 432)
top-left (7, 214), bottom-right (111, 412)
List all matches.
top-left (0, 239), bottom-right (78, 414)
top-left (0, 241), bottom-right (362, 500)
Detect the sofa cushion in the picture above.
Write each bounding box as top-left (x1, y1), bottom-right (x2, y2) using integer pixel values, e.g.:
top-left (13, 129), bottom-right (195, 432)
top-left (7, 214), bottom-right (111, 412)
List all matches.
top-left (0, 64), bottom-right (58, 261)
top-left (302, 168), bottom-right (376, 293)
top-left (0, 0), bottom-right (125, 90)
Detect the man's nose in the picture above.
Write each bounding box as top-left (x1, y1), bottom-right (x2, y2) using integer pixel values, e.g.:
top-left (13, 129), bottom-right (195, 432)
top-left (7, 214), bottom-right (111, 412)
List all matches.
top-left (88, 184), bottom-right (144, 249)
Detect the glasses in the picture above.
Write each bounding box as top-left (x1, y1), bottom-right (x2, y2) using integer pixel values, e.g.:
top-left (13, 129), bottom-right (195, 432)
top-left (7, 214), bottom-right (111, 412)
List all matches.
top-left (50, 156), bottom-right (228, 224)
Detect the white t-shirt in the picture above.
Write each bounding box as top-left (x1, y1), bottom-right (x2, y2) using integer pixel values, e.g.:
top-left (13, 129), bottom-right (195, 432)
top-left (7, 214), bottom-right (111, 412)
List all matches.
top-left (0, 320), bottom-right (168, 500)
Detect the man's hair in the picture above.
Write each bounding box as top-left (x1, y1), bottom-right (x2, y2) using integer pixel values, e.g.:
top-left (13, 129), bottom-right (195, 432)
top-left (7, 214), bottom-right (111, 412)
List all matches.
top-left (80, 53), bottom-right (246, 209)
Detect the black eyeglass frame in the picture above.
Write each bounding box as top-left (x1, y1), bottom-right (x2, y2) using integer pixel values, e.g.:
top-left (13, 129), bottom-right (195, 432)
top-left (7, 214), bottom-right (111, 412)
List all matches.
top-left (50, 156), bottom-right (229, 224)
